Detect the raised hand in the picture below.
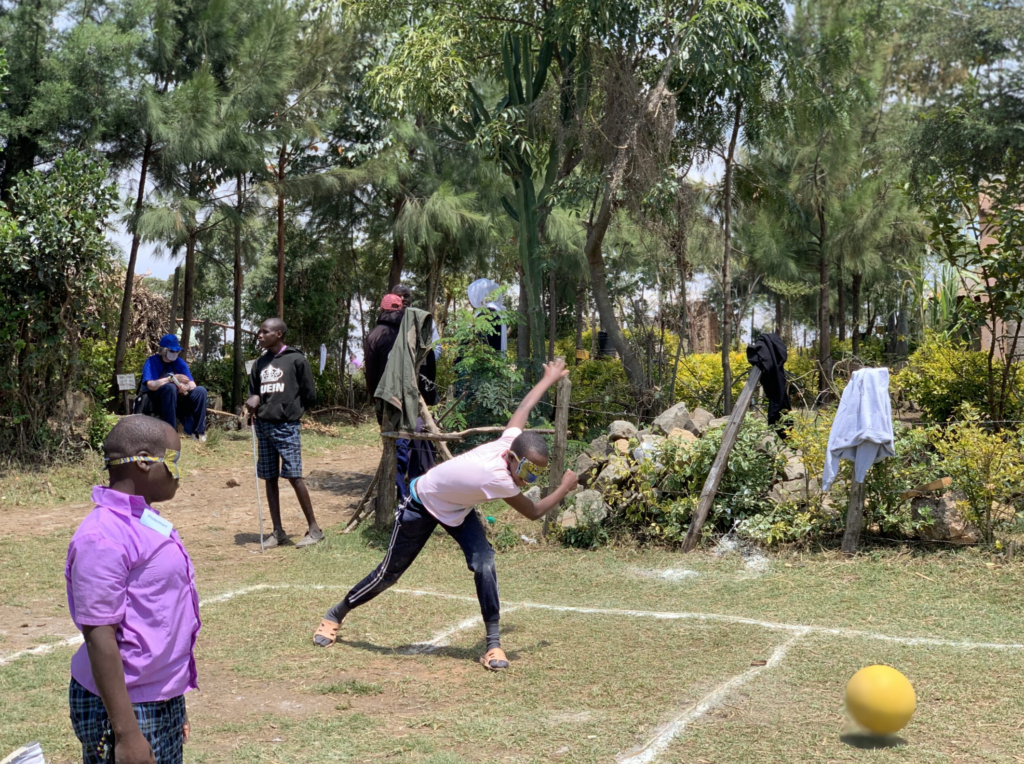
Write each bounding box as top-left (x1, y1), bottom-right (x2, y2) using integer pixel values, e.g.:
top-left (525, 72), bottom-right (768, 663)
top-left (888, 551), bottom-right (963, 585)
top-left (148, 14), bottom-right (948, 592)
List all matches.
top-left (542, 358), bottom-right (569, 384)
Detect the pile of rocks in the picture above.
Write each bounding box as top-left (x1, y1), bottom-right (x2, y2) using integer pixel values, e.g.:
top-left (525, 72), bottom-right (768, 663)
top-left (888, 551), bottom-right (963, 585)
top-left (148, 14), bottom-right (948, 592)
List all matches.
top-left (560, 402), bottom-right (724, 529)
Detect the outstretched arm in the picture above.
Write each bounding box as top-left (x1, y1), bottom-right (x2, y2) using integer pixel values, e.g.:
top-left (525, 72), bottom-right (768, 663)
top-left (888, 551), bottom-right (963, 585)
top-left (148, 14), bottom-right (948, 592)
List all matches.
top-left (507, 359), bottom-right (568, 431)
top-left (503, 470), bottom-right (579, 520)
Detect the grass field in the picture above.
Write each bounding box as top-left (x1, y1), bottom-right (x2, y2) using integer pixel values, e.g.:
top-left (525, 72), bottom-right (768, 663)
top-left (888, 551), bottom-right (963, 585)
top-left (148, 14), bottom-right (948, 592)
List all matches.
top-left (2, 426), bottom-right (1024, 763)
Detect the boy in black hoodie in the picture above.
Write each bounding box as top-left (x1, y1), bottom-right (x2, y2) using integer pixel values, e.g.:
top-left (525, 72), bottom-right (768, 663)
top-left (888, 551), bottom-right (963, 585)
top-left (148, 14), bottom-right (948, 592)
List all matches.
top-left (245, 318), bottom-right (323, 548)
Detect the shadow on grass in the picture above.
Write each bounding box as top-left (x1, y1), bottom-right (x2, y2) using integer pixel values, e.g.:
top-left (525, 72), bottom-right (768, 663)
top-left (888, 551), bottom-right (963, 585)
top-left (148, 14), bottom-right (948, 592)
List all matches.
top-left (840, 733), bottom-right (908, 749)
top-left (337, 629), bottom-right (550, 665)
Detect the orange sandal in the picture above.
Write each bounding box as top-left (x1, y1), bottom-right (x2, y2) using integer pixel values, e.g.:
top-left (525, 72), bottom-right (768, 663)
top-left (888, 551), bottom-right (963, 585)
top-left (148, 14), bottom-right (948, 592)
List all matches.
top-left (480, 647), bottom-right (509, 671)
top-left (313, 619), bottom-right (340, 648)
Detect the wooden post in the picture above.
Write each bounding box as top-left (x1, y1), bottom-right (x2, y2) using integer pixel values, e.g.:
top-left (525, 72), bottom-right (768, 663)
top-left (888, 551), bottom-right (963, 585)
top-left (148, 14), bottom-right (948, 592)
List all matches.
top-left (375, 437), bottom-right (398, 529)
top-left (543, 372), bottom-right (571, 536)
top-left (680, 367), bottom-right (762, 552)
top-left (418, 395), bottom-right (453, 461)
top-left (842, 479), bottom-right (866, 554)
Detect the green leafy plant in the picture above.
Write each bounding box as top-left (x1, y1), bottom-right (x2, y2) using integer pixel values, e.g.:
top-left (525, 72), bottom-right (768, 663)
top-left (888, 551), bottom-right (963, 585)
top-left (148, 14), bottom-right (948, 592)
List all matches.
top-left (933, 407), bottom-right (1024, 544)
top-left (87, 402), bottom-right (118, 452)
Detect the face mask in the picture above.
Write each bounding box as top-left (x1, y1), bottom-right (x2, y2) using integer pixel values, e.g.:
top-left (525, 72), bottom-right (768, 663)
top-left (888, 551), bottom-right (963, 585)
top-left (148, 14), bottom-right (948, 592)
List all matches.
top-left (164, 351), bottom-right (179, 362)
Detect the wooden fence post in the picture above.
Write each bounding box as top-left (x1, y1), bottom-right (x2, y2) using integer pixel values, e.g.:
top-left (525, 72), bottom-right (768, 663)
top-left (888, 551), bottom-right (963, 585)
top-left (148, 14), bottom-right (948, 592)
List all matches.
top-left (375, 436), bottom-right (398, 529)
top-left (842, 479), bottom-right (866, 554)
top-left (680, 367), bottom-right (762, 552)
top-left (543, 372), bottom-right (571, 537)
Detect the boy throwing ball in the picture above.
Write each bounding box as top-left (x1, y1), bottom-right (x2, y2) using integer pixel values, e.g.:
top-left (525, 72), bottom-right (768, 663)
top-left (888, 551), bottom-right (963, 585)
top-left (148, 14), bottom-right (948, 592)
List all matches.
top-left (314, 360), bottom-right (578, 670)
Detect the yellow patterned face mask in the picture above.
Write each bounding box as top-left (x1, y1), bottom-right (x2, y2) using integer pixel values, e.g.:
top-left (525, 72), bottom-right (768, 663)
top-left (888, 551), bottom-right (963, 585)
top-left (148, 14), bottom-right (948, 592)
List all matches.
top-left (105, 449), bottom-right (181, 480)
top-left (508, 450), bottom-right (545, 484)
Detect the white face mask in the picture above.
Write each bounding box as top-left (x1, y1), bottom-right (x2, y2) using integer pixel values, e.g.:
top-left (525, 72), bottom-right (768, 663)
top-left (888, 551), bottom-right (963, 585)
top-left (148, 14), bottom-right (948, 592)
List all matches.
top-left (164, 350), bottom-right (179, 362)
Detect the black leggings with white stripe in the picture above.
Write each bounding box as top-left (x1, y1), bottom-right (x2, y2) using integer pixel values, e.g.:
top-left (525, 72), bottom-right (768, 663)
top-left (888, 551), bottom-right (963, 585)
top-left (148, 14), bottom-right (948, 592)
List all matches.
top-left (332, 495), bottom-right (500, 624)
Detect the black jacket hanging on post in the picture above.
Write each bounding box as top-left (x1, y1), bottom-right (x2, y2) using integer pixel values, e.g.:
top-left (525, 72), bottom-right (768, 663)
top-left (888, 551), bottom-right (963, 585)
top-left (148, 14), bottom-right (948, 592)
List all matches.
top-left (746, 332), bottom-right (791, 426)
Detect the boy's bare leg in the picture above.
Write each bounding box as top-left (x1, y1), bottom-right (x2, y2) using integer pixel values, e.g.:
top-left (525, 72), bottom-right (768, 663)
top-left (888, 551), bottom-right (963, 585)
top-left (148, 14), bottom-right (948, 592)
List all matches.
top-left (265, 477), bottom-right (285, 532)
top-left (288, 477), bottom-right (321, 535)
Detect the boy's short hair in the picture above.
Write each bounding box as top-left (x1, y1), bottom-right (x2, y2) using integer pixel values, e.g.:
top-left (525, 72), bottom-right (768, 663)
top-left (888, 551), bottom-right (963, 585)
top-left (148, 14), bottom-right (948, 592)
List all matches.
top-left (104, 415), bottom-right (175, 462)
top-left (510, 430), bottom-right (548, 461)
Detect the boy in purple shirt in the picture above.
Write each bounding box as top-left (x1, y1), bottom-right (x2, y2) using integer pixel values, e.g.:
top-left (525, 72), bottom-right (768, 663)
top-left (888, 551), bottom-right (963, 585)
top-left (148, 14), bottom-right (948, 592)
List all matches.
top-left (66, 415), bottom-right (200, 764)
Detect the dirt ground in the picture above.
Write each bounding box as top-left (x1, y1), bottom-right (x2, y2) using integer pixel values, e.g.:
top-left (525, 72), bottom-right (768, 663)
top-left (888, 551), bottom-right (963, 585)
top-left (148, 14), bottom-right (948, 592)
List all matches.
top-left (0, 443), bottom-right (382, 656)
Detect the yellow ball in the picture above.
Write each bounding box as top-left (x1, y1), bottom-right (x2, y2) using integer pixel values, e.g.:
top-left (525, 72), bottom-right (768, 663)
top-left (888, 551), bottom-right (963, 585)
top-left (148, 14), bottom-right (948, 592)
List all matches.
top-left (845, 665), bottom-right (916, 735)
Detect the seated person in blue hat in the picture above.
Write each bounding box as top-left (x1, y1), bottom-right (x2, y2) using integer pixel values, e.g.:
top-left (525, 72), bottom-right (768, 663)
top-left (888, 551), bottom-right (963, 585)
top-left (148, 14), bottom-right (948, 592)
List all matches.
top-left (140, 335), bottom-right (209, 442)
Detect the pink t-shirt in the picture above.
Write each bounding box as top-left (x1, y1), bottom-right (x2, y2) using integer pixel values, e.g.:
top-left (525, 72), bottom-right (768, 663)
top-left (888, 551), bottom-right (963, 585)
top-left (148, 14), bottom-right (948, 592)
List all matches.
top-left (414, 427), bottom-right (522, 526)
top-left (65, 487), bottom-right (201, 703)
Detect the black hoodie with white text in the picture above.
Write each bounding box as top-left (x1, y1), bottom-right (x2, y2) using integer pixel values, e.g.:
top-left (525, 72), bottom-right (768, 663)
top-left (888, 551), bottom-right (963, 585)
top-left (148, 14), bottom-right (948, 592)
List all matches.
top-left (248, 346), bottom-right (317, 423)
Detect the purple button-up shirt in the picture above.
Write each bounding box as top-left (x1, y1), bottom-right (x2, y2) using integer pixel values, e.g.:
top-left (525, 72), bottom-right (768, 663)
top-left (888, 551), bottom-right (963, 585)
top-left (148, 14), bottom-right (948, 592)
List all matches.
top-left (66, 486), bottom-right (201, 703)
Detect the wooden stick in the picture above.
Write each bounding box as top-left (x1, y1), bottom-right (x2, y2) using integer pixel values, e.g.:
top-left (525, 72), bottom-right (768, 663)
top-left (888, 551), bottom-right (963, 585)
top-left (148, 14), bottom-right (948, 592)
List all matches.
top-left (380, 426), bottom-right (555, 441)
top-left (543, 372), bottom-right (572, 537)
top-left (310, 405), bottom-right (364, 418)
top-left (419, 395), bottom-right (453, 461)
top-left (681, 367), bottom-right (762, 552)
top-left (435, 390), bottom-right (468, 426)
top-left (206, 407), bottom-right (238, 418)
top-left (842, 478), bottom-right (866, 554)
top-left (375, 437), bottom-right (398, 529)
top-left (343, 461), bottom-right (381, 533)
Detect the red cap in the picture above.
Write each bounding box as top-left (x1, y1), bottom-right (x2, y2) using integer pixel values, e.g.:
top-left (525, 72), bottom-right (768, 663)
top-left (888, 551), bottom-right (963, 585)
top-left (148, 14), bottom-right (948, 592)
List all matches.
top-left (380, 294), bottom-right (403, 311)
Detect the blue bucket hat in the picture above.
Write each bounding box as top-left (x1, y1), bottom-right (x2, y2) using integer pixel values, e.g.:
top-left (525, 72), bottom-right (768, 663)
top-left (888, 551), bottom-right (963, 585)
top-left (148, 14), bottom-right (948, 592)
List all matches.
top-left (159, 334), bottom-right (183, 352)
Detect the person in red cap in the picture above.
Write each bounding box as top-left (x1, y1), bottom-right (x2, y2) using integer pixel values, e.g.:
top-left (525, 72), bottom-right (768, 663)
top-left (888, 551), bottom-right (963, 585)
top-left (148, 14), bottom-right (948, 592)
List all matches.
top-left (364, 288), bottom-right (438, 502)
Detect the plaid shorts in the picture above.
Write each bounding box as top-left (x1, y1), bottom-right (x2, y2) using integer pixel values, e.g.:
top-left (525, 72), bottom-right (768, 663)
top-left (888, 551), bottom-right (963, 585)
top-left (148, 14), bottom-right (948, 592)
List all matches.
top-left (255, 419), bottom-right (303, 479)
top-left (69, 678), bottom-right (186, 764)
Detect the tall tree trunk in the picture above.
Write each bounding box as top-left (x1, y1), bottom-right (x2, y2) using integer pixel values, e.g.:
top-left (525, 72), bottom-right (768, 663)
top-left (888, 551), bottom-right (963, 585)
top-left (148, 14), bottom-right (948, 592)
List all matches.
top-left (517, 268), bottom-right (530, 363)
top-left (775, 292), bottom-right (783, 335)
top-left (232, 175), bottom-right (245, 412)
top-left (720, 103), bottom-right (742, 415)
top-left (113, 135), bottom-right (154, 383)
top-left (170, 266), bottom-right (181, 333)
top-left (817, 203), bottom-right (832, 397)
top-left (582, 40), bottom-right (679, 408)
top-left (851, 271), bottom-right (862, 358)
top-left (574, 275), bottom-right (585, 352)
top-left (389, 193), bottom-right (406, 288)
top-left (837, 254), bottom-right (846, 342)
top-left (181, 233), bottom-right (197, 353)
top-left (548, 269), bottom-right (556, 361)
top-left (276, 146), bottom-right (287, 320)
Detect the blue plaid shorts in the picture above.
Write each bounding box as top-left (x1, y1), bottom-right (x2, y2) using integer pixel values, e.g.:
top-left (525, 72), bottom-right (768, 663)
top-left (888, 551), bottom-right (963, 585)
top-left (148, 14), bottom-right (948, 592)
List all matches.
top-left (255, 419), bottom-right (303, 480)
top-left (69, 678), bottom-right (186, 764)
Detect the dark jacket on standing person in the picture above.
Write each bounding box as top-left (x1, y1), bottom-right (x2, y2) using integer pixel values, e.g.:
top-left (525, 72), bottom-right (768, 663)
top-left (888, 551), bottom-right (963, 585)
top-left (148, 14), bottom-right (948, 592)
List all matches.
top-left (364, 310), bottom-right (438, 420)
top-left (746, 332), bottom-right (791, 426)
top-left (248, 347), bottom-right (317, 423)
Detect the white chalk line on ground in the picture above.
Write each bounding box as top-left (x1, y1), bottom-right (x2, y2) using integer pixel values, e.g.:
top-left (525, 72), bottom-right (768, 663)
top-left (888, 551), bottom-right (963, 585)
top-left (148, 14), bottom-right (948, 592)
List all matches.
top-left (615, 629), bottom-right (809, 764)
top-left (4, 580), bottom-right (1023, 668)
top-left (0, 635), bottom-right (84, 667)
top-left (403, 606), bottom-right (520, 654)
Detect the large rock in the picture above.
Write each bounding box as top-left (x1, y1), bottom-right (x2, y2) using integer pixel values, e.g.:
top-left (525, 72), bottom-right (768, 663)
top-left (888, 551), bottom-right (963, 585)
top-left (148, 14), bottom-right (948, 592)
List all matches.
top-left (524, 486), bottom-right (542, 503)
top-left (608, 420), bottom-right (638, 442)
top-left (768, 477), bottom-right (820, 504)
top-left (688, 408), bottom-right (715, 435)
top-left (667, 428), bottom-right (698, 444)
top-left (560, 488), bottom-right (610, 529)
top-left (783, 456), bottom-right (806, 481)
top-left (639, 433), bottom-right (666, 448)
top-left (589, 435), bottom-right (612, 458)
top-left (596, 455), bottom-right (631, 488)
top-left (653, 402), bottom-right (694, 436)
top-left (912, 493), bottom-right (979, 544)
top-left (707, 417), bottom-right (730, 430)
top-left (576, 451), bottom-right (598, 475)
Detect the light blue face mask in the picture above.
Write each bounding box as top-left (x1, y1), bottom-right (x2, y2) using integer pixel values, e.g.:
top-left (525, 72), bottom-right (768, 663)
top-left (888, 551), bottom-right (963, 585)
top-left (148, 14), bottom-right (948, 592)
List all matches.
top-left (163, 350), bottom-right (179, 362)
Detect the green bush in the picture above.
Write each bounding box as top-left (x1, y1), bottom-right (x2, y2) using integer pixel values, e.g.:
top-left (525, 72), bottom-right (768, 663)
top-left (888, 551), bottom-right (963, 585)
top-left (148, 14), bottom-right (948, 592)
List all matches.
top-left (78, 339), bottom-right (151, 403)
top-left (594, 416), bottom-right (784, 547)
top-left (87, 402), bottom-right (117, 451)
top-left (893, 334), bottom-right (1010, 422)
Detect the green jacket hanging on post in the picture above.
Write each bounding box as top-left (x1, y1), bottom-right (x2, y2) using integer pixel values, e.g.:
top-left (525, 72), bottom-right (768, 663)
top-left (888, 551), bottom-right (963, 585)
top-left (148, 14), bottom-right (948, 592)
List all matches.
top-left (374, 307), bottom-right (435, 433)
